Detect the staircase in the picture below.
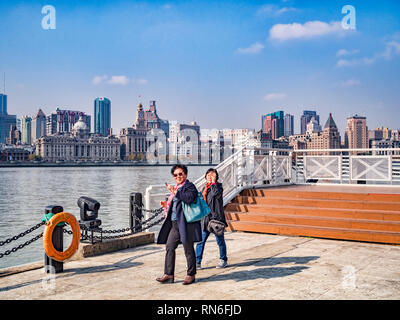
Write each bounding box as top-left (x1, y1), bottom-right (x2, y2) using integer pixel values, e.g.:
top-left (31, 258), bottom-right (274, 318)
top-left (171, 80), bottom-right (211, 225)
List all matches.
top-left (225, 186), bottom-right (400, 244)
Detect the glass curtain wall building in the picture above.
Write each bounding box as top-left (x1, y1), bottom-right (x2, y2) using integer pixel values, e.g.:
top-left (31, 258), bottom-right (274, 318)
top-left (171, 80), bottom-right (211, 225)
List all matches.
top-left (94, 97), bottom-right (111, 137)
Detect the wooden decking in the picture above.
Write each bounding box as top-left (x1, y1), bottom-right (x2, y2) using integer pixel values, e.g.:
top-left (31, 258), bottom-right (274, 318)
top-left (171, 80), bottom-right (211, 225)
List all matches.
top-left (225, 185), bottom-right (400, 244)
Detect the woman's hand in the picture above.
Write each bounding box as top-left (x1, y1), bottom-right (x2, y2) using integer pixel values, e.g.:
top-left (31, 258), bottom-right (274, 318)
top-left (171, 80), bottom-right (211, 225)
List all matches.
top-left (166, 183), bottom-right (176, 194)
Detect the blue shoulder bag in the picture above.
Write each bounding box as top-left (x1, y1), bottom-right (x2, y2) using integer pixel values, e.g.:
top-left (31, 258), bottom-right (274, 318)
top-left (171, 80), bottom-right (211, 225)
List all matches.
top-left (182, 192), bottom-right (211, 223)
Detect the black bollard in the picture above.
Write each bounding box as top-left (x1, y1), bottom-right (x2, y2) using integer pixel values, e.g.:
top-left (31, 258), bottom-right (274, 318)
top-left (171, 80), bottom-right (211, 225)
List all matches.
top-left (44, 205), bottom-right (64, 274)
top-left (130, 193), bottom-right (143, 233)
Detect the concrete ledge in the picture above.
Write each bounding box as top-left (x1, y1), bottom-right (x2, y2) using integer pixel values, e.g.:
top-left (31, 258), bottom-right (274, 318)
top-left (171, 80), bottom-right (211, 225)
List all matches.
top-left (71, 232), bottom-right (155, 259)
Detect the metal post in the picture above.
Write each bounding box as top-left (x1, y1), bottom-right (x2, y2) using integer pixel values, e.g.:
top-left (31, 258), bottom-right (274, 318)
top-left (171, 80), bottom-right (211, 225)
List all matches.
top-left (130, 193), bottom-right (143, 233)
top-left (44, 205), bottom-right (64, 274)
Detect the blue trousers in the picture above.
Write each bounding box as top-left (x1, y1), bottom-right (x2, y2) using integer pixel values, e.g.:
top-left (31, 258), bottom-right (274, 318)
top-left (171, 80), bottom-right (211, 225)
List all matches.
top-left (195, 230), bottom-right (227, 264)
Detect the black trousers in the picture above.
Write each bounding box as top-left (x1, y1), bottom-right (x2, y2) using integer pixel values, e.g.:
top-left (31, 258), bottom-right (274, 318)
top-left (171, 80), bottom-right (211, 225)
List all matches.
top-left (164, 221), bottom-right (196, 276)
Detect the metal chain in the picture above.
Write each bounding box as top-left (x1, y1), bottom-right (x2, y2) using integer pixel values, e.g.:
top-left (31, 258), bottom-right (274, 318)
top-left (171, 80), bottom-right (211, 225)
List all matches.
top-left (0, 233), bottom-right (43, 259)
top-left (0, 206), bottom-right (165, 258)
top-left (0, 221), bottom-right (45, 247)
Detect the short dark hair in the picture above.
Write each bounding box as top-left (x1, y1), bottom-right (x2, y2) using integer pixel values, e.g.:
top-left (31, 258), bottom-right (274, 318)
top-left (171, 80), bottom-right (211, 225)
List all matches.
top-left (171, 164), bottom-right (188, 176)
top-left (205, 168), bottom-right (219, 181)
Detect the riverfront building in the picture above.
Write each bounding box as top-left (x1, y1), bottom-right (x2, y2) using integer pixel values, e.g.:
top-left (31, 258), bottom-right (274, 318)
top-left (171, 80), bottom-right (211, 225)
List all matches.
top-left (345, 115), bottom-right (368, 149)
top-left (0, 93), bottom-right (17, 144)
top-left (46, 108), bottom-right (91, 136)
top-left (300, 110), bottom-right (320, 135)
top-left (120, 101), bottom-right (169, 160)
top-left (289, 113), bottom-right (341, 153)
top-left (21, 116), bottom-right (32, 145)
top-left (31, 109), bottom-right (47, 144)
top-left (94, 97), bottom-right (111, 137)
top-left (36, 116), bottom-right (120, 162)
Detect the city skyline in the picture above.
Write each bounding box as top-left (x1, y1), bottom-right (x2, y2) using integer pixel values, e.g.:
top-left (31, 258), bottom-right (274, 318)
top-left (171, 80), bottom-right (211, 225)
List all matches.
top-left (1, 0), bottom-right (400, 135)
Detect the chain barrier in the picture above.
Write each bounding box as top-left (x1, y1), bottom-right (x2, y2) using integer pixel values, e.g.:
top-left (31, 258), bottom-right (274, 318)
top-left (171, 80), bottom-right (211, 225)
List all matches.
top-left (0, 205), bottom-right (165, 259)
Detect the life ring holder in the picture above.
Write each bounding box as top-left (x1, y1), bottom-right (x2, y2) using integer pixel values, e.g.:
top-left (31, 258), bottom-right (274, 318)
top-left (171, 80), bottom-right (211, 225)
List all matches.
top-left (43, 212), bottom-right (80, 262)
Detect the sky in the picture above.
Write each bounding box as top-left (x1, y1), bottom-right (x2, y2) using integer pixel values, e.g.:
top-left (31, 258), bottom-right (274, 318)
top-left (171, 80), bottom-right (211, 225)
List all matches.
top-left (1, 0), bottom-right (400, 135)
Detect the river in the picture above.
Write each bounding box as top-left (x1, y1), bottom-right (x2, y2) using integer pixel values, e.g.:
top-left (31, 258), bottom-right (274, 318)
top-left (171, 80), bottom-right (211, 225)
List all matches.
top-left (0, 165), bottom-right (207, 269)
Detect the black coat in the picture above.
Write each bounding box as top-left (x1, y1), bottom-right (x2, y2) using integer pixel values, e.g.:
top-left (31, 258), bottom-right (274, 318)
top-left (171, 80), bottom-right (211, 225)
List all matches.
top-left (157, 180), bottom-right (202, 245)
top-left (201, 182), bottom-right (228, 231)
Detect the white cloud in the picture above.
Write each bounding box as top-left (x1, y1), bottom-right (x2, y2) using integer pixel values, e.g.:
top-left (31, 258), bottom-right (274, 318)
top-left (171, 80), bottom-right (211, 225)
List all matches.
top-left (269, 20), bottom-right (347, 41)
top-left (236, 42), bottom-right (265, 55)
top-left (264, 92), bottom-right (287, 101)
top-left (108, 75), bottom-right (130, 85)
top-left (336, 49), bottom-right (359, 57)
top-left (381, 40), bottom-right (400, 60)
top-left (257, 4), bottom-right (298, 17)
top-left (340, 79), bottom-right (361, 88)
top-left (92, 75), bottom-right (108, 85)
top-left (336, 57), bottom-right (375, 68)
top-left (92, 75), bottom-right (148, 86)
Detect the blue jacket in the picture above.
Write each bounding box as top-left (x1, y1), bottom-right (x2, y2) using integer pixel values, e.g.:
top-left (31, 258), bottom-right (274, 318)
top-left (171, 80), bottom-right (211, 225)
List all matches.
top-left (157, 180), bottom-right (202, 244)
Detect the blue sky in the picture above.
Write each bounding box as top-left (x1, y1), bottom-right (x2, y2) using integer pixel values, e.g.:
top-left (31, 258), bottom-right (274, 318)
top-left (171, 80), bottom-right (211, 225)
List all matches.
top-left (1, 0), bottom-right (400, 135)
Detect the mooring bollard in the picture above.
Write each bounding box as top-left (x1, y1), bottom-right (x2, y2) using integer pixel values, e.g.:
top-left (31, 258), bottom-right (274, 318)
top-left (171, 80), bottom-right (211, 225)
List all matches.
top-left (130, 193), bottom-right (143, 233)
top-left (43, 205), bottom-right (64, 274)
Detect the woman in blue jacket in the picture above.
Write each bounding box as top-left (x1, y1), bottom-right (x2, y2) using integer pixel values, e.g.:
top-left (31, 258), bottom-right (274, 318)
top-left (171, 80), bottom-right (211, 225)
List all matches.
top-left (156, 164), bottom-right (202, 285)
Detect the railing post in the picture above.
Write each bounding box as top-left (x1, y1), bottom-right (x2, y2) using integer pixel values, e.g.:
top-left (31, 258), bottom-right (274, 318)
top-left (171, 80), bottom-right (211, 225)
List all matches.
top-left (130, 192), bottom-right (143, 233)
top-left (43, 205), bottom-right (64, 274)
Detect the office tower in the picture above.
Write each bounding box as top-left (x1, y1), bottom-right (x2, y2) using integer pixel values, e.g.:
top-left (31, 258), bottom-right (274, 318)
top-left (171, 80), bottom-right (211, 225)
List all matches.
top-left (345, 115), bottom-right (368, 149)
top-left (94, 97), bottom-right (111, 137)
top-left (21, 116), bottom-right (32, 145)
top-left (46, 108), bottom-right (91, 135)
top-left (300, 110), bottom-right (320, 135)
top-left (284, 114), bottom-right (294, 137)
top-left (31, 109), bottom-right (47, 143)
top-left (0, 93), bottom-right (17, 144)
top-left (0, 93), bottom-right (7, 115)
top-left (306, 117), bottom-right (322, 134)
top-left (262, 111), bottom-right (284, 139)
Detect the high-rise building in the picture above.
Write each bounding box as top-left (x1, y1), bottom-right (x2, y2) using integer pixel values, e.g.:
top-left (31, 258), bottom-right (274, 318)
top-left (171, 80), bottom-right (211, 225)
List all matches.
top-left (46, 108), bottom-right (91, 135)
top-left (0, 94), bottom-right (7, 115)
top-left (262, 111), bottom-right (284, 139)
top-left (31, 109), bottom-right (47, 144)
top-left (0, 94), bottom-right (17, 144)
top-left (94, 97), bottom-right (111, 137)
top-left (306, 116), bottom-right (322, 134)
top-left (21, 116), bottom-right (32, 145)
top-left (300, 110), bottom-right (320, 135)
top-left (345, 115), bottom-right (368, 149)
top-left (284, 114), bottom-right (294, 137)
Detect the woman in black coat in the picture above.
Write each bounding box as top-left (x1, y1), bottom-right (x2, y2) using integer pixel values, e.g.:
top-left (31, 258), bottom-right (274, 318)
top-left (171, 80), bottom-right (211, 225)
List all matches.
top-left (195, 168), bottom-right (228, 269)
top-left (156, 164), bottom-right (202, 285)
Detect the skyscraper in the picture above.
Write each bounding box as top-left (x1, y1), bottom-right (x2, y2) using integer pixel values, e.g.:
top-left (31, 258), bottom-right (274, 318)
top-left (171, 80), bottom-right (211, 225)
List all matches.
top-left (300, 110), bottom-right (320, 135)
top-left (345, 115), bottom-right (368, 149)
top-left (94, 97), bottom-right (111, 137)
top-left (0, 94), bottom-right (7, 115)
top-left (21, 116), bottom-right (32, 145)
top-left (0, 93), bottom-right (17, 144)
top-left (31, 109), bottom-right (47, 144)
top-left (262, 111), bottom-right (284, 139)
top-left (284, 114), bottom-right (294, 137)
top-left (46, 108), bottom-right (91, 135)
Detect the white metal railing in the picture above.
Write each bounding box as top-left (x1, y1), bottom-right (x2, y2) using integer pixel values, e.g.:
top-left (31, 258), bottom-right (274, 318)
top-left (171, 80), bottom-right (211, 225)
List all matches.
top-left (144, 147), bottom-right (400, 216)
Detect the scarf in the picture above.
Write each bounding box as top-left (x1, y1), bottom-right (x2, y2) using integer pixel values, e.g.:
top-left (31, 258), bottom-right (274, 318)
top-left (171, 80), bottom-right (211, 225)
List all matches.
top-left (202, 182), bottom-right (212, 201)
top-left (164, 180), bottom-right (187, 217)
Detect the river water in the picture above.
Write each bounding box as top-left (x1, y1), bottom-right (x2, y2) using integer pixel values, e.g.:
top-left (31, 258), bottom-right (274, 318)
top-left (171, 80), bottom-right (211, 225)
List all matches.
top-left (0, 166), bottom-right (207, 269)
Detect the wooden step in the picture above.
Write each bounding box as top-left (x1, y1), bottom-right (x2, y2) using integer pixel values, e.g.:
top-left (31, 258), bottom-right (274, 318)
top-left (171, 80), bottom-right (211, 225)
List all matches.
top-left (224, 203), bottom-right (400, 222)
top-left (227, 221), bottom-right (400, 244)
top-left (232, 196), bottom-right (400, 211)
top-left (225, 212), bottom-right (400, 232)
top-left (242, 189), bottom-right (400, 203)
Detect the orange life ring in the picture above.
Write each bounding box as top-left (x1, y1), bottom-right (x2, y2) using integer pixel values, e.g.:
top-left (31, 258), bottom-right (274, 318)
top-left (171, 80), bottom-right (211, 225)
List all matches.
top-left (43, 212), bottom-right (80, 262)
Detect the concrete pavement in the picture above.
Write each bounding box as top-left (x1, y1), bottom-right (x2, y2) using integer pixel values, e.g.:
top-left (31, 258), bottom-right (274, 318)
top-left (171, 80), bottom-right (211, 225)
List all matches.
top-left (0, 231), bottom-right (399, 300)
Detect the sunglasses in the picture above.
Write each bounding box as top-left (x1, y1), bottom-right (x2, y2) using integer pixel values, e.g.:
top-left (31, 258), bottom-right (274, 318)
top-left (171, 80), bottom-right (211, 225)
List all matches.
top-left (173, 172), bottom-right (184, 177)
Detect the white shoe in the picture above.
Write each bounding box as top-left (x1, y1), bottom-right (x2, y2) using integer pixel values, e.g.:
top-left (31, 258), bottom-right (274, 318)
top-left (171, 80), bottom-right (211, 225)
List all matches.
top-left (216, 259), bottom-right (228, 268)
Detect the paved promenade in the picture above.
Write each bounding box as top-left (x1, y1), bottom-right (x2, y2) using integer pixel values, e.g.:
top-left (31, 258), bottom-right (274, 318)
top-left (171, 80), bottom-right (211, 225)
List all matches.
top-left (0, 232), bottom-right (399, 300)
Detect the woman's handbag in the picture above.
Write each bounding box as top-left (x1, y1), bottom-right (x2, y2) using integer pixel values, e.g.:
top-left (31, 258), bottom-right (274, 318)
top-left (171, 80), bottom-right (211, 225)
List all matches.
top-left (182, 192), bottom-right (211, 223)
top-left (208, 219), bottom-right (226, 236)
